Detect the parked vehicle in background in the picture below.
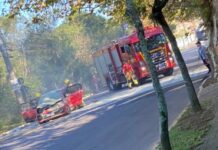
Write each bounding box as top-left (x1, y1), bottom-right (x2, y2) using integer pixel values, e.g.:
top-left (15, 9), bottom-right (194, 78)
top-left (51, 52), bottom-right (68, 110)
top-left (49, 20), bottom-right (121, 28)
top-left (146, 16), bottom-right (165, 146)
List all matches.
top-left (195, 23), bottom-right (207, 41)
top-left (36, 90), bottom-right (70, 124)
top-left (21, 101), bottom-right (37, 123)
top-left (93, 26), bottom-right (176, 90)
top-left (64, 83), bottom-right (85, 110)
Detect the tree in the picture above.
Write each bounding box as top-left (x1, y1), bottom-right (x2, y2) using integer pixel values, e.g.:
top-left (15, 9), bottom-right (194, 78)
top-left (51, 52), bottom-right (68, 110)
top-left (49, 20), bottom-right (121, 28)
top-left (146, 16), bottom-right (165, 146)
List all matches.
top-left (0, 30), bottom-right (25, 104)
top-left (78, 0), bottom-right (203, 112)
top-left (204, 0), bottom-right (218, 81)
top-left (0, 18), bottom-right (43, 129)
top-left (164, 0), bottom-right (218, 83)
top-left (151, 0), bottom-right (202, 112)
top-left (21, 13), bottom-right (123, 91)
top-left (125, 0), bottom-right (172, 149)
top-left (0, 17), bottom-right (43, 101)
top-left (23, 23), bottom-right (93, 90)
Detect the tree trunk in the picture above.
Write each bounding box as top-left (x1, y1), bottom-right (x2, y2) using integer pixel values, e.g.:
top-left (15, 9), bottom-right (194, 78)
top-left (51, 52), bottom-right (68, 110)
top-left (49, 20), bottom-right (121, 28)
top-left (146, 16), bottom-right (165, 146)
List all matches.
top-left (196, 0), bottom-right (218, 87)
top-left (207, 0), bottom-right (218, 80)
top-left (152, 0), bottom-right (202, 112)
top-left (21, 43), bottom-right (29, 77)
top-left (0, 30), bottom-right (24, 104)
top-left (125, 0), bottom-right (172, 149)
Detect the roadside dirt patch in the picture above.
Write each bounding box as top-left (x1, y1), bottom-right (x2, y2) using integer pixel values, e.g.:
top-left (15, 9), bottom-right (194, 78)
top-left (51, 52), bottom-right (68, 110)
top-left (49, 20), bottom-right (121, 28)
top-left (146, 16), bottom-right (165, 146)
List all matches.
top-left (195, 82), bottom-right (218, 150)
top-left (177, 101), bottom-right (215, 132)
top-left (202, 77), bottom-right (217, 88)
top-left (156, 100), bottom-right (215, 150)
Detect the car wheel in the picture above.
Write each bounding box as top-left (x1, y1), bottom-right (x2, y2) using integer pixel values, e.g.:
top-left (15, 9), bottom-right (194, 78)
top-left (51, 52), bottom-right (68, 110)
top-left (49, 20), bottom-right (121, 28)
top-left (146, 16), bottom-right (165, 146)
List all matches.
top-left (107, 80), bottom-right (121, 91)
top-left (66, 106), bottom-right (71, 114)
top-left (37, 115), bottom-right (44, 124)
top-left (70, 105), bottom-right (76, 111)
top-left (109, 81), bottom-right (115, 90)
top-left (78, 101), bottom-right (85, 108)
top-left (163, 68), bottom-right (174, 76)
top-left (24, 118), bottom-right (30, 123)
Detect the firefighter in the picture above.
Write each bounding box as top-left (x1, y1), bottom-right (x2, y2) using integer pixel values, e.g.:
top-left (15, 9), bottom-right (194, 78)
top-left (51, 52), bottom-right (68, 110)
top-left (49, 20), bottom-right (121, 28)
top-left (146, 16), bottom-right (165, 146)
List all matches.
top-left (64, 79), bottom-right (71, 86)
top-left (63, 79), bottom-right (73, 97)
top-left (63, 79), bottom-right (86, 107)
top-left (18, 78), bottom-right (30, 103)
top-left (122, 60), bottom-right (138, 88)
top-left (92, 73), bottom-right (100, 93)
top-left (30, 92), bottom-right (41, 108)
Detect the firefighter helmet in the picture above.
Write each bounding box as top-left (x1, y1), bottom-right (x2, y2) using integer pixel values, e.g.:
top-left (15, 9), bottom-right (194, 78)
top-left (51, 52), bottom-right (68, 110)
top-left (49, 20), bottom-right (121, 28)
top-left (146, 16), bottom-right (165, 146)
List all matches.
top-left (35, 92), bottom-right (41, 98)
top-left (64, 79), bottom-right (70, 85)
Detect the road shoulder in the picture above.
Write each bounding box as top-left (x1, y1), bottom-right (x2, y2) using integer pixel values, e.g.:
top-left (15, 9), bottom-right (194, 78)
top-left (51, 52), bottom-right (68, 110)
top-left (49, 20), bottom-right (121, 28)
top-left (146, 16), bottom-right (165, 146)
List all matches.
top-left (195, 82), bottom-right (218, 150)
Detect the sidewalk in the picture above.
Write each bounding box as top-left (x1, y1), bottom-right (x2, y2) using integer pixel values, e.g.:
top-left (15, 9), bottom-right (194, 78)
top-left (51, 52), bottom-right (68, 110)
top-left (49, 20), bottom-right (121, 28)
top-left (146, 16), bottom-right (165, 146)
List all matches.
top-left (196, 81), bottom-right (218, 150)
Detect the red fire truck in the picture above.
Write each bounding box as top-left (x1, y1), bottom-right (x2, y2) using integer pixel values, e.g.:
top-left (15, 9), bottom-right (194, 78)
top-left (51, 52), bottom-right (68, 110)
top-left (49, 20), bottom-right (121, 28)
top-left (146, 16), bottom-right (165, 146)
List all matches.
top-left (93, 26), bottom-right (176, 90)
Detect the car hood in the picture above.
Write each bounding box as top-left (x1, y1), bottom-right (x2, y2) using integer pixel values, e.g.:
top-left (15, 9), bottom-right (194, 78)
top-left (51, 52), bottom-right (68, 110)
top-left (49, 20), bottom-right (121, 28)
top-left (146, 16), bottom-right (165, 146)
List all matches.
top-left (37, 98), bottom-right (62, 109)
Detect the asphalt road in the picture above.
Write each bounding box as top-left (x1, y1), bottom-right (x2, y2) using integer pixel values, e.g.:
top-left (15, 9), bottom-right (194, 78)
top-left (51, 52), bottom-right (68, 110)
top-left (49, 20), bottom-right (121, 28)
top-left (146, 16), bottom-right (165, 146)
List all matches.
top-left (0, 45), bottom-right (207, 150)
top-left (0, 80), bottom-right (202, 150)
top-left (47, 81), bottom-right (202, 150)
top-left (86, 45), bottom-right (205, 105)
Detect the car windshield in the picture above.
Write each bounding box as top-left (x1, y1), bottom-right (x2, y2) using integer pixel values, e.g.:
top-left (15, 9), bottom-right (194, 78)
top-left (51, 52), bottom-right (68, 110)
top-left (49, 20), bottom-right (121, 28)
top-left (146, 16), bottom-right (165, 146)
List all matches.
top-left (37, 90), bottom-right (63, 108)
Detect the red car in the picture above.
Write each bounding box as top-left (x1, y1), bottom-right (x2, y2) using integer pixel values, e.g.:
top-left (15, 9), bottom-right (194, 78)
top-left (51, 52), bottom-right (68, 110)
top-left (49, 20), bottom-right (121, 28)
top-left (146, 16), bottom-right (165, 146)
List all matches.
top-left (64, 83), bottom-right (85, 110)
top-left (36, 90), bottom-right (71, 124)
top-left (36, 83), bottom-right (84, 124)
top-left (21, 102), bottom-right (37, 123)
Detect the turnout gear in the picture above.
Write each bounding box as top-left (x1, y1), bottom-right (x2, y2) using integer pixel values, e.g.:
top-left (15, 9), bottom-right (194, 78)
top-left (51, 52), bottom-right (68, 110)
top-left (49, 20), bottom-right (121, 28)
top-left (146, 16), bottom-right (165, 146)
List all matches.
top-left (122, 62), bottom-right (138, 88)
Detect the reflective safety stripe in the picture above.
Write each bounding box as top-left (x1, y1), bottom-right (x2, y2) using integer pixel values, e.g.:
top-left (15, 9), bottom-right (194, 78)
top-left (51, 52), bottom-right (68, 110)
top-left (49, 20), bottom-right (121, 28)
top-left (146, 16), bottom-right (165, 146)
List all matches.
top-left (127, 82), bottom-right (132, 88)
top-left (133, 79), bottom-right (138, 85)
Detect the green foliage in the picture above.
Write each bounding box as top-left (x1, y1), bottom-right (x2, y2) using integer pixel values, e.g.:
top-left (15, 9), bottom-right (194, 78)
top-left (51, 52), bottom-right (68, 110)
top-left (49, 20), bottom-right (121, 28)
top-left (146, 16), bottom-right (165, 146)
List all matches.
top-left (164, 0), bottom-right (211, 24)
top-left (0, 48), bottom-right (42, 131)
top-left (11, 51), bottom-right (43, 93)
top-left (0, 61), bottom-right (22, 132)
top-left (76, 14), bottom-right (124, 49)
top-left (0, 18), bottom-right (43, 131)
top-left (168, 127), bottom-right (204, 150)
top-left (0, 0), bottom-right (212, 27)
top-left (22, 14), bottom-right (123, 92)
top-left (24, 23), bottom-right (90, 90)
top-left (0, 83), bottom-right (23, 131)
top-left (157, 100), bottom-right (214, 150)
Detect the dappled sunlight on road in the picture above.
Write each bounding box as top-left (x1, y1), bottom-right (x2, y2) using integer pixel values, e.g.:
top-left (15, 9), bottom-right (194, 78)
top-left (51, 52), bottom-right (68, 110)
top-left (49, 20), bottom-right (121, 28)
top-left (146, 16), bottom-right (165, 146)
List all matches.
top-left (0, 115), bottom-right (97, 150)
top-left (0, 62), bottom-right (208, 150)
top-left (88, 66), bottom-right (207, 106)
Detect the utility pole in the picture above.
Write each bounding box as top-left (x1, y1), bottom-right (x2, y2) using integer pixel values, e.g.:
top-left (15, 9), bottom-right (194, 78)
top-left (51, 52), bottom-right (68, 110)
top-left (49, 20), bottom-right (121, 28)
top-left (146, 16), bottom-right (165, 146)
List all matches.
top-left (0, 30), bottom-right (24, 104)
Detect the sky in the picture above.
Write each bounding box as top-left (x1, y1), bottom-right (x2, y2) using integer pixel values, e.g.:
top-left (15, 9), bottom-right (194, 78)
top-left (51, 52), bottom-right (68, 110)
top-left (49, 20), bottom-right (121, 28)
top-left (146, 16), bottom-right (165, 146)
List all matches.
top-left (0, 0), bottom-right (68, 31)
top-left (0, 0), bottom-right (10, 16)
top-left (0, 0), bottom-right (113, 34)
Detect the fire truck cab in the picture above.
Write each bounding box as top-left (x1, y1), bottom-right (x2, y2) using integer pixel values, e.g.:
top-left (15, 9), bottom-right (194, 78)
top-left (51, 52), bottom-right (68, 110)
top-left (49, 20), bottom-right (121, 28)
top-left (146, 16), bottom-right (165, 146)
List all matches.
top-left (93, 26), bottom-right (175, 90)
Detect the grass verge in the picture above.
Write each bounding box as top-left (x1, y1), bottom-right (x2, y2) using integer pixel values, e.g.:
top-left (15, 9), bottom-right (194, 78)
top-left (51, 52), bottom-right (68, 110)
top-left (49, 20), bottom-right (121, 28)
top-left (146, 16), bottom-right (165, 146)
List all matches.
top-left (157, 100), bottom-right (215, 150)
top-left (0, 122), bottom-right (24, 134)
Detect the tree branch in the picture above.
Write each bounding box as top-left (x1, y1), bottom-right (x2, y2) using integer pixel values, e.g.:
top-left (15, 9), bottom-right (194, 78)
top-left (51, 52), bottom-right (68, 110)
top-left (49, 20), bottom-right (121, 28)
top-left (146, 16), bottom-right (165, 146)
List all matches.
top-left (153, 0), bottom-right (168, 11)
